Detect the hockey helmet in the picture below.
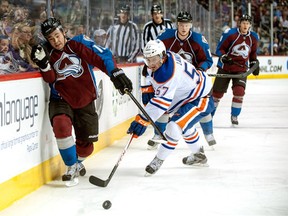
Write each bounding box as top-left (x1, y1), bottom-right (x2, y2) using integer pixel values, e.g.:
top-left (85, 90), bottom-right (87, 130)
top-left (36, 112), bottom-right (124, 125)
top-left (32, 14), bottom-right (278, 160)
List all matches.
top-left (177, 11), bottom-right (192, 22)
top-left (240, 14), bottom-right (252, 23)
top-left (143, 39), bottom-right (166, 58)
top-left (41, 17), bottom-right (62, 37)
top-left (151, 4), bottom-right (162, 14)
top-left (120, 5), bottom-right (130, 14)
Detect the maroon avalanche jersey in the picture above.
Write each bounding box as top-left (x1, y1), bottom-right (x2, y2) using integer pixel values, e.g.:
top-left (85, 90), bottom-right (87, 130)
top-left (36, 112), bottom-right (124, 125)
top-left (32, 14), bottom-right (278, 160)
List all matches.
top-left (157, 28), bottom-right (213, 71)
top-left (216, 27), bottom-right (259, 73)
top-left (41, 34), bottom-right (117, 109)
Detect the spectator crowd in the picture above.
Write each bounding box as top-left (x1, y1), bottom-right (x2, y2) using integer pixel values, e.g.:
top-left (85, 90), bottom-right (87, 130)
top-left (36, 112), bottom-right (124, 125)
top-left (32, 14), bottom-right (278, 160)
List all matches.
top-left (0, 0), bottom-right (287, 75)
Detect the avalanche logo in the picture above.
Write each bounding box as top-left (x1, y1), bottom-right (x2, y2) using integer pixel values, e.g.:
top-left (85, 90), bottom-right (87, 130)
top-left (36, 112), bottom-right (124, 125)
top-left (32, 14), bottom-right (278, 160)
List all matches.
top-left (54, 53), bottom-right (84, 80)
top-left (178, 48), bottom-right (193, 64)
top-left (231, 41), bottom-right (250, 58)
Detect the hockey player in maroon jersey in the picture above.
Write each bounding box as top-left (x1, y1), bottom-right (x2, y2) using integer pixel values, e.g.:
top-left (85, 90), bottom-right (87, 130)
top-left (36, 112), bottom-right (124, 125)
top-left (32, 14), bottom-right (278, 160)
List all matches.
top-left (141, 11), bottom-right (216, 149)
top-left (212, 14), bottom-right (260, 125)
top-left (30, 17), bottom-right (132, 186)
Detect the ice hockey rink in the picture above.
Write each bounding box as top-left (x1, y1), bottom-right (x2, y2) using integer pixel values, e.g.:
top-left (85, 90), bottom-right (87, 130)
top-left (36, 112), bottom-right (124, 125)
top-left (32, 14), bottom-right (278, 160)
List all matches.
top-left (1, 79), bottom-right (288, 216)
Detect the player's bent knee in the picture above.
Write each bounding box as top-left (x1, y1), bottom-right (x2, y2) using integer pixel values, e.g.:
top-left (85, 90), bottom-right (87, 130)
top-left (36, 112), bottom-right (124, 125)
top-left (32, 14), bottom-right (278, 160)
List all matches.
top-left (165, 121), bottom-right (182, 142)
top-left (232, 85), bottom-right (245, 97)
top-left (53, 114), bottom-right (72, 138)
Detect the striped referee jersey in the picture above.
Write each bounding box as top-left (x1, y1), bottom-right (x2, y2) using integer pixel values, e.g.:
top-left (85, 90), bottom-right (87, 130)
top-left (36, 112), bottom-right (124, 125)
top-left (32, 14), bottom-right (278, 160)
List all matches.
top-left (142, 18), bottom-right (173, 50)
top-left (106, 21), bottom-right (139, 62)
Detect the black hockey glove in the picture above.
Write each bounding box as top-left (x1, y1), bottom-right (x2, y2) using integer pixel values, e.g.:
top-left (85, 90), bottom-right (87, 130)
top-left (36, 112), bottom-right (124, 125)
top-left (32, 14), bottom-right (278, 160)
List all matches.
top-left (142, 64), bottom-right (148, 77)
top-left (31, 45), bottom-right (50, 70)
top-left (110, 68), bottom-right (133, 95)
top-left (250, 59), bottom-right (260, 76)
top-left (220, 54), bottom-right (233, 65)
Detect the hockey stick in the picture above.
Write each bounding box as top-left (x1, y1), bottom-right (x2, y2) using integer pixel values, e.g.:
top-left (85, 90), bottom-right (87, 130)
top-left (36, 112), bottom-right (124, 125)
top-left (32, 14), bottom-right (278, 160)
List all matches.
top-left (89, 134), bottom-right (134, 187)
top-left (207, 59), bottom-right (259, 78)
top-left (125, 90), bottom-right (167, 141)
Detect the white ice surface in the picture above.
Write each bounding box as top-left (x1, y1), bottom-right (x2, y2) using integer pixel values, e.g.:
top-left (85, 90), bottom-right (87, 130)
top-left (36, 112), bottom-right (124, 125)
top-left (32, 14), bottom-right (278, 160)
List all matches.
top-left (1, 79), bottom-right (288, 216)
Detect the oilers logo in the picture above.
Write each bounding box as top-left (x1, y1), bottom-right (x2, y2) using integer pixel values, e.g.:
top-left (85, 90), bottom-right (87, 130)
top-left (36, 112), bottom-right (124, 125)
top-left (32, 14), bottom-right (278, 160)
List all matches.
top-left (54, 53), bottom-right (84, 80)
top-left (231, 41), bottom-right (250, 58)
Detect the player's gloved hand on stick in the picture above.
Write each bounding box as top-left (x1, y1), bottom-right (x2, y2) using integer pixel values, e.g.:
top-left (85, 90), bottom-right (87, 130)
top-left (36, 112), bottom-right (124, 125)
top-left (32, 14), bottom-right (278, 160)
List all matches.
top-left (31, 44), bottom-right (50, 70)
top-left (220, 54), bottom-right (233, 65)
top-left (127, 114), bottom-right (150, 137)
top-left (141, 85), bottom-right (154, 105)
top-left (250, 59), bottom-right (260, 76)
top-left (110, 68), bottom-right (133, 95)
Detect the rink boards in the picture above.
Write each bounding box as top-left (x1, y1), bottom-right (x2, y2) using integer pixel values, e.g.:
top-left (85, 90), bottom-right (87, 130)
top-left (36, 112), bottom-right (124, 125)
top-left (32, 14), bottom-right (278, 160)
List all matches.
top-left (0, 64), bottom-right (141, 210)
top-left (0, 56), bottom-right (287, 210)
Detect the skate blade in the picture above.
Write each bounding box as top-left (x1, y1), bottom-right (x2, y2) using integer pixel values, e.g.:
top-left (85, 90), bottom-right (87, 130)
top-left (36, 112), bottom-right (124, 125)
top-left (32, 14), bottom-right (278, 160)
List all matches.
top-left (150, 139), bottom-right (167, 144)
top-left (205, 146), bottom-right (215, 151)
top-left (147, 145), bottom-right (158, 150)
top-left (65, 177), bottom-right (79, 187)
top-left (144, 172), bottom-right (153, 177)
top-left (192, 163), bottom-right (209, 167)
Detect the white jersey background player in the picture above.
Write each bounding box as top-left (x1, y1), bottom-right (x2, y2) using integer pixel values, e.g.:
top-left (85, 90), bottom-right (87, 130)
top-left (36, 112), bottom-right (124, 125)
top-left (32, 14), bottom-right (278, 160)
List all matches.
top-left (127, 39), bottom-right (215, 175)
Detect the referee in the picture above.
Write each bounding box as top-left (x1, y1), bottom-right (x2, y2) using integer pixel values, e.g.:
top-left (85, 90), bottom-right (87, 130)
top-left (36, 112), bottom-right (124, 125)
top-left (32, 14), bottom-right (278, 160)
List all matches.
top-left (106, 5), bottom-right (140, 63)
top-left (142, 4), bottom-right (173, 51)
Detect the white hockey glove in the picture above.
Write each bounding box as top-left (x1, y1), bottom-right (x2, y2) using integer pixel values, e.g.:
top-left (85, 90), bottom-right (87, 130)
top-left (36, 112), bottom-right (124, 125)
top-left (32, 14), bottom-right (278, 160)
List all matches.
top-left (31, 45), bottom-right (51, 71)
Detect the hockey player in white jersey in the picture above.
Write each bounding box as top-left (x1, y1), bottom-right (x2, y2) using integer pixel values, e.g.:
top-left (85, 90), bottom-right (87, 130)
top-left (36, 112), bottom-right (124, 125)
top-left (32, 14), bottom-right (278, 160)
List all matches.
top-left (127, 39), bottom-right (215, 174)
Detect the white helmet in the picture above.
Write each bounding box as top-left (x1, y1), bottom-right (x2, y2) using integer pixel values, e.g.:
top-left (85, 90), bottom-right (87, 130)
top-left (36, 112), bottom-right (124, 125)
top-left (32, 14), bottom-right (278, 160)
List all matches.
top-left (143, 39), bottom-right (166, 58)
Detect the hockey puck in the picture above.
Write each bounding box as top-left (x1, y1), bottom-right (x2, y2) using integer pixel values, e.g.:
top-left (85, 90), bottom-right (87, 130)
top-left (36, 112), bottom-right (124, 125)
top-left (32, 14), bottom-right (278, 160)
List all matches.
top-left (102, 200), bottom-right (112, 209)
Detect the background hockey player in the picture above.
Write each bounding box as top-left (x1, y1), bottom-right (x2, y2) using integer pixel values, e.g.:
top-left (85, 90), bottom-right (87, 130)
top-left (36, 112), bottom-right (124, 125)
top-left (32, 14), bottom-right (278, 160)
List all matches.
top-left (128, 39), bottom-right (214, 175)
top-left (212, 14), bottom-right (259, 125)
top-left (30, 17), bottom-right (133, 185)
top-left (142, 11), bottom-right (216, 149)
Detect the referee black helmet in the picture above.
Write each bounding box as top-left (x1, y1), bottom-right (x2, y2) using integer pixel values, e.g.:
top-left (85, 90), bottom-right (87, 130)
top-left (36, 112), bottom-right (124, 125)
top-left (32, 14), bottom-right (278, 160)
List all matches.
top-left (120, 4), bottom-right (130, 14)
top-left (151, 4), bottom-right (162, 14)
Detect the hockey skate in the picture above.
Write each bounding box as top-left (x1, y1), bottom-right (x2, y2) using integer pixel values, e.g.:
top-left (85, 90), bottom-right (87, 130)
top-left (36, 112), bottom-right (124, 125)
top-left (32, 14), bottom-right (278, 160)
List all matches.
top-left (62, 163), bottom-right (79, 187)
top-left (182, 147), bottom-right (208, 166)
top-left (204, 134), bottom-right (216, 147)
top-left (77, 162), bottom-right (86, 176)
top-left (145, 156), bottom-right (164, 175)
top-left (231, 115), bottom-right (239, 125)
top-left (147, 134), bottom-right (162, 150)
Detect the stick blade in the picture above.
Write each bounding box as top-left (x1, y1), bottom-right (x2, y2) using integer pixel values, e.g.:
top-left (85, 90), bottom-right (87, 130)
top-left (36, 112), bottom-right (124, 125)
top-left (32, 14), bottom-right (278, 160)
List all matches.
top-left (89, 175), bottom-right (109, 187)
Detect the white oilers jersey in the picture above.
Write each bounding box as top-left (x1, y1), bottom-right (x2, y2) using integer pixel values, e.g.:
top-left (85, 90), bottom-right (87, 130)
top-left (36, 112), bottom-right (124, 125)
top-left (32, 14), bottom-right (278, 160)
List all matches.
top-left (144, 51), bottom-right (212, 122)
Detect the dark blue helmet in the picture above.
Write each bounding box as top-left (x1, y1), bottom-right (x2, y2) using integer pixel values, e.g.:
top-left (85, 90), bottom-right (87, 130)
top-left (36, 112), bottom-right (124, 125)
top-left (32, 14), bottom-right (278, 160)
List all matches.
top-left (41, 17), bottom-right (62, 37)
top-left (240, 14), bottom-right (252, 23)
top-left (177, 11), bottom-right (192, 22)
